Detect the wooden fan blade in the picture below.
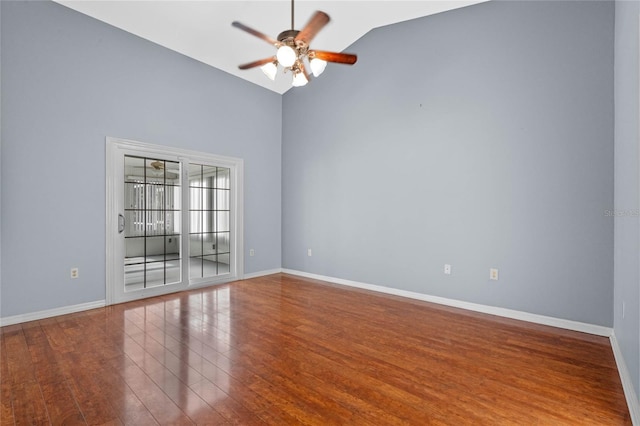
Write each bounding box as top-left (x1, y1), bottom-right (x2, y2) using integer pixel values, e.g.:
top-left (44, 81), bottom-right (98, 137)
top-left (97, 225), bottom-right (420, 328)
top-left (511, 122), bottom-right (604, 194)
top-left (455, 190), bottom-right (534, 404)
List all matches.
top-left (295, 11), bottom-right (330, 45)
top-left (238, 57), bottom-right (277, 70)
top-left (232, 21), bottom-right (279, 46)
top-left (311, 50), bottom-right (358, 65)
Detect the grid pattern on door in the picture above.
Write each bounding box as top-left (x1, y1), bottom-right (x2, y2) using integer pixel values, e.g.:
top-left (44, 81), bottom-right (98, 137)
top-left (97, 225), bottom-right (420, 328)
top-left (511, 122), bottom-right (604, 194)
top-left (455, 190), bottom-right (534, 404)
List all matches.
top-left (188, 163), bottom-right (231, 279)
top-left (123, 156), bottom-right (182, 290)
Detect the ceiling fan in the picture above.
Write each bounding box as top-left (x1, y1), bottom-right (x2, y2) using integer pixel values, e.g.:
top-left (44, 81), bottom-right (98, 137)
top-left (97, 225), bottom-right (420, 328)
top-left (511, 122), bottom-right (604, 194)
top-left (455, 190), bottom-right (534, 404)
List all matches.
top-left (149, 161), bottom-right (165, 170)
top-left (148, 161), bottom-right (179, 179)
top-left (232, 0), bottom-right (357, 87)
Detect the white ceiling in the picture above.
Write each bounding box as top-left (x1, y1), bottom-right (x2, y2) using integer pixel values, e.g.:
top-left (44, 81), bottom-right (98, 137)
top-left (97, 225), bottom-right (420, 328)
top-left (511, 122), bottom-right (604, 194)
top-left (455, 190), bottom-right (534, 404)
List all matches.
top-left (54, 1), bottom-right (487, 94)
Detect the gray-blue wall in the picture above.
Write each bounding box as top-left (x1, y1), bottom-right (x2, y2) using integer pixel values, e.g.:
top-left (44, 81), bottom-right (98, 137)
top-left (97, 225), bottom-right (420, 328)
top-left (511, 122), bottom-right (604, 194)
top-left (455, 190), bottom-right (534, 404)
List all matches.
top-left (0, 0), bottom-right (282, 317)
top-left (282, 1), bottom-right (615, 326)
top-left (614, 0), bottom-right (640, 400)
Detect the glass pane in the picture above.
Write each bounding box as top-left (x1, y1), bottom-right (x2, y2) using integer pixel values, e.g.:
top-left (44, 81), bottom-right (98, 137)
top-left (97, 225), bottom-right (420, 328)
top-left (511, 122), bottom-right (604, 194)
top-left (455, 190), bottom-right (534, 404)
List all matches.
top-left (124, 263), bottom-right (144, 290)
top-left (202, 255), bottom-right (218, 276)
top-left (216, 189), bottom-right (229, 211)
top-left (166, 185), bottom-right (180, 210)
top-left (190, 187), bottom-right (203, 210)
top-left (145, 261), bottom-right (166, 288)
top-left (217, 253), bottom-right (230, 274)
top-left (166, 236), bottom-right (180, 261)
top-left (216, 211), bottom-right (230, 232)
top-left (144, 236), bottom-right (166, 261)
top-left (145, 210), bottom-right (166, 235)
top-left (124, 211), bottom-right (144, 237)
top-left (203, 210), bottom-right (214, 234)
top-left (204, 188), bottom-right (215, 210)
top-left (202, 166), bottom-right (216, 188)
top-left (146, 159), bottom-right (165, 184)
top-left (216, 168), bottom-right (230, 189)
top-left (165, 161), bottom-right (180, 185)
top-left (125, 237), bottom-right (145, 259)
top-left (125, 183), bottom-right (144, 209)
top-left (189, 164), bottom-right (202, 187)
top-left (190, 257), bottom-right (202, 279)
top-left (189, 234), bottom-right (202, 257)
top-left (124, 156), bottom-right (145, 183)
top-left (165, 211), bottom-right (180, 235)
top-left (202, 233), bottom-right (216, 255)
top-left (145, 184), bottom-right (165, 210)
top-left (217, 232), bottom-right (230, 254)
top-left (165, 260), bottom-right (181, 284)
top-left (190, 211), bottom-right (201, 234)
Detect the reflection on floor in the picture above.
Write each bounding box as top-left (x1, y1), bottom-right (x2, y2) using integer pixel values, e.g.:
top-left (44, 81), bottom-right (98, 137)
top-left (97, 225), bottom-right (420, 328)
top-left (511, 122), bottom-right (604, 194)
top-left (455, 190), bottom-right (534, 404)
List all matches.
top-left (124, 257), bottom-right (229, 291)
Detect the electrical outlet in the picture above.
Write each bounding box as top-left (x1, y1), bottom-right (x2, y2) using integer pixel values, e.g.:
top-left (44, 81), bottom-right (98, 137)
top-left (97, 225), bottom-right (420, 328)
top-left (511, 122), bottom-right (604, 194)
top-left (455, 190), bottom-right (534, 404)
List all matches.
top-left (70, 268), bottom-right (79, 279)
top-left (307, 249), bottom-right (312, 257)
top-left (249, 249), bottom-right (255, 257)
top-left (490, 268), bottom-right (499, 281)
top-left (444, 264), bottom-right (452, 275)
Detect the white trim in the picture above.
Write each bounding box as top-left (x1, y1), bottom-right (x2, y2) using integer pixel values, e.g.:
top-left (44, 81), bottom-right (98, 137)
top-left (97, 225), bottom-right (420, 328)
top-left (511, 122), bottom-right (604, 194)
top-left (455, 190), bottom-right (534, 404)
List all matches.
top-left (0, 300), bottom-right (106, 327)
top-left (106, 137), bottom-right (244, 167)
top-left (611, 332), bottom-right (640, 424)
top-left (105, 138), bottom-right (118, 306)
top-left (243, 268), bottom-right (284, 280)
top-left (282, 269), bottom-right (613, 337)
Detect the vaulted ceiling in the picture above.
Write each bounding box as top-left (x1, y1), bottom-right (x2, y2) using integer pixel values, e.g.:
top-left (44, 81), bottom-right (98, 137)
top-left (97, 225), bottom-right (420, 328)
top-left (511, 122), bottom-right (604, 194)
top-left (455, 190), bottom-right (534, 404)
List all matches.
top-left (54, 1), bottom-right (487, 94)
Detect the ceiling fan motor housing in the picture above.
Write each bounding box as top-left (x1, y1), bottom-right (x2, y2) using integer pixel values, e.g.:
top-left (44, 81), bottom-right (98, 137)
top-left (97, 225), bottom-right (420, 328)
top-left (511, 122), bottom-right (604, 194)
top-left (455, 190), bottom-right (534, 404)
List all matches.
top-left (277, 29), bottom-right (299, 42)
top-left (279, 30), bottom-right (308, 52)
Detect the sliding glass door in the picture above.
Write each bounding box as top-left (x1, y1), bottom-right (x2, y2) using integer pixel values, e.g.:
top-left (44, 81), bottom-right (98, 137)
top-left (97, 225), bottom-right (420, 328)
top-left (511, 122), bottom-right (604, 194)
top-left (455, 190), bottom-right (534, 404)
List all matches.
top-left (106, 138), bottom-right (243, 305)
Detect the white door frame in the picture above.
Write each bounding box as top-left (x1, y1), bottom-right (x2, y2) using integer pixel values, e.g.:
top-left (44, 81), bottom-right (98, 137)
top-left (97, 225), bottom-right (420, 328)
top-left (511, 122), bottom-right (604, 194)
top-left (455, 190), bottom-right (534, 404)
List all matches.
top-left (106, 137), bottom-right (244, 305)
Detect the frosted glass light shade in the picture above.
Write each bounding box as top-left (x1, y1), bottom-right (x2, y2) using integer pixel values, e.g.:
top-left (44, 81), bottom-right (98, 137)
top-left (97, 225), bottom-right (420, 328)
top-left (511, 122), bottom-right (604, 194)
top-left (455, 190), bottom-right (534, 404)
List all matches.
top-left (292, 71), bottom-right (308, 87)
top-left (260, 62), bottom-right (277, 80)
top-left (276, 46), bottom-right (297, 68)
top-left (310, 58), bottom-right (327, 77)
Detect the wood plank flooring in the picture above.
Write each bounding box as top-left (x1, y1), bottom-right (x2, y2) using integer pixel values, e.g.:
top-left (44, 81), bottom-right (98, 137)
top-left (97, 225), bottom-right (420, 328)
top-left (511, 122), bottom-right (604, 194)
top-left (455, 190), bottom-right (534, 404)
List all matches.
top-left (0, 273), bottom-right (631, 425)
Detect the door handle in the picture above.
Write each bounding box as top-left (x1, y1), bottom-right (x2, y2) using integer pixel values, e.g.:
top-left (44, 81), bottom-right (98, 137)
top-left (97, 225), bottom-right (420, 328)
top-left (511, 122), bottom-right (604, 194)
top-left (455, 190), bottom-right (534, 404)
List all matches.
top-left (118, 214), bottom-right (125, 234)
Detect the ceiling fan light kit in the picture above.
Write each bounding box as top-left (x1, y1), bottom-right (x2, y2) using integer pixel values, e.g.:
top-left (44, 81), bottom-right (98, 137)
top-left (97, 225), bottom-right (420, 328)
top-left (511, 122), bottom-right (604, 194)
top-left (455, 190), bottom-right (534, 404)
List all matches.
top-left (276, 45), bottom-right (297, 68)
top-left (292, 70), bottom-right (309, 87)
top-left (260, 62), bottom-right (278, 81)
top-left (232, 0), bottom-right (357, 88)
top-left (310, 58), bottom-right (327, 77)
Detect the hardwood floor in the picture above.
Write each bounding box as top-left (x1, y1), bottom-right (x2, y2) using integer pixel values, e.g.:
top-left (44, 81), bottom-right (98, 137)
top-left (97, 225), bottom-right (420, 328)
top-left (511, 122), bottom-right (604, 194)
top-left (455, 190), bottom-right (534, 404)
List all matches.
top-left (0, 273), bottom-right (631, 425)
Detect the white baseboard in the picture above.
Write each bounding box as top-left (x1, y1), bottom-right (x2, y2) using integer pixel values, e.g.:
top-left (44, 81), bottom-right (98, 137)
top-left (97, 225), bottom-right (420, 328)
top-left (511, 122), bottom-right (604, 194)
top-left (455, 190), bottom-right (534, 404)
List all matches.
top-left (0, 268), bottom-right (281, 327)
top-left (281, 269), bottom-right (613, 337)
top-left (243, 268), bottom-right (283, 280)
top-left (0, 300), bottom-right (106, 327)
top-left (610, 332), bottom-right (640, 425)
top-left (3, 270), bottom-right (607, 337)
